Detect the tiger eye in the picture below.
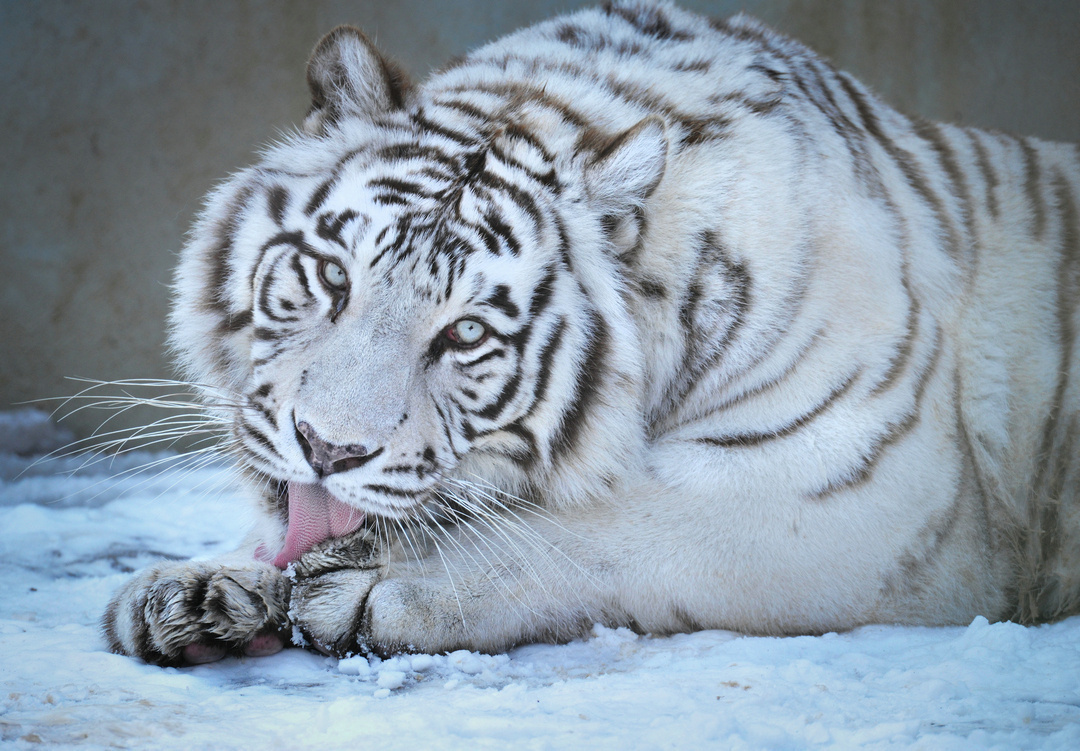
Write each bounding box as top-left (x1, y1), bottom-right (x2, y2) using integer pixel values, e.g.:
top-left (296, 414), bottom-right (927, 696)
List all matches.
top-left (449, 319), bottom-right (486, 346)
top-left (318, 259), bottom-right (348, 291)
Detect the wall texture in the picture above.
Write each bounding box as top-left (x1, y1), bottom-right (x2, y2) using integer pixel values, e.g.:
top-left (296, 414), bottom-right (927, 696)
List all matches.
top-left (2, 0), bottom-right (1077, 441)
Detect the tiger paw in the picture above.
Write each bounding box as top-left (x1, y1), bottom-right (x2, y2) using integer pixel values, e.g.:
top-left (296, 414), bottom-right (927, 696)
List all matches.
top-left (102, 560), bottom-right (290, 666)
top-left (287, 530), bottom-right (385, 657)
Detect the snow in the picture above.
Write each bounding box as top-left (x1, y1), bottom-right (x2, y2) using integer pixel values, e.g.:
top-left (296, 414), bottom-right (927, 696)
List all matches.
top-left (2, 409), bottom-right (1079, 749)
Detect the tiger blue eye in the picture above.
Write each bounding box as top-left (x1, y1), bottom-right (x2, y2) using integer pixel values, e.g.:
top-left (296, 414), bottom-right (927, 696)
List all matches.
top-left (450, 319), bottom-right (486, 345)
top-left (319, 260), bottom-right (348, 291)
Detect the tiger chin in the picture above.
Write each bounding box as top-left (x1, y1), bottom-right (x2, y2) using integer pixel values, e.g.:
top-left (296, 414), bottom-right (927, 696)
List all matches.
top-left (103, 0), bottom-right (1080, 666)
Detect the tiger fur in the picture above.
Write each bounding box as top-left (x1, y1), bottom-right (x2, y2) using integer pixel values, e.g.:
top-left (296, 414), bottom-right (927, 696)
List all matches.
top-left (103, 1), bottom-right (1080, 665)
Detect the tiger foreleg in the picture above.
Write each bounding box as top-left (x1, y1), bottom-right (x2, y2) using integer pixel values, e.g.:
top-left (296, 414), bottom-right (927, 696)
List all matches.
top-left (287, 528), bottom-right (385, 657)
top-left (289, 512), bottom-right (605, 656)
top-left (102, 556), bottom-right (290, 666)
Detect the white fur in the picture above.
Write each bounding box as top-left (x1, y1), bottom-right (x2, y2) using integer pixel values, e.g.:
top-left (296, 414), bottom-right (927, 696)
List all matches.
top-left (106, 1), bottom-right (1080, 662)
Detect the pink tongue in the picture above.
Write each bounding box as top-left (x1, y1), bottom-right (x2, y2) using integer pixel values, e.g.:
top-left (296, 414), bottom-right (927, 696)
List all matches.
top-left (271, 481), bottom-right (365, 569)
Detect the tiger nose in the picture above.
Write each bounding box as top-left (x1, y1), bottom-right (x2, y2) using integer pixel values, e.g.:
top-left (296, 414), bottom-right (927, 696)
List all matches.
top-left (294, 420), bottom-right (381, 477)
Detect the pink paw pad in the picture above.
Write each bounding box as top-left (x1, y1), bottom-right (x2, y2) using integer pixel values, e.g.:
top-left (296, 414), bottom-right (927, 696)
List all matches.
top-left (183, 642), bottom-right (226, 664)
top-left (244, 633), bottom-right (285, 657)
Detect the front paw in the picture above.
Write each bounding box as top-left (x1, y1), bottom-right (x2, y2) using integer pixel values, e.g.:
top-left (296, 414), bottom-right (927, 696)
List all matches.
top-left (103, 560), bottom-right (289, 666)
top-left (288, 530), bottom-right (384, 657)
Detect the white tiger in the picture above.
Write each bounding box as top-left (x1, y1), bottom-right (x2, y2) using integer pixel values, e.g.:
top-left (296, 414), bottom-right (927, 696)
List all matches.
top-left (104, 0), bottom-right (1080, 665)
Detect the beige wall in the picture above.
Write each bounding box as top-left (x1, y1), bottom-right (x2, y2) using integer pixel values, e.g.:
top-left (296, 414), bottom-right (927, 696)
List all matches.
top-left (2, 0), bottom-right (1077, 441)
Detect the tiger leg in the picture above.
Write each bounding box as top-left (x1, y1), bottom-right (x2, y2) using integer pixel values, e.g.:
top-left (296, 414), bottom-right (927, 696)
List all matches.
top-left (102, 556), bottom-right (290, 666)
top-left (287, 504), bottom-right (614, 656)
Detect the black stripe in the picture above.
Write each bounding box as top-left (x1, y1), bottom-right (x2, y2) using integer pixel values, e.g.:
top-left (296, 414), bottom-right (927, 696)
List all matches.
top-left (520, 317), bottom-right (567, 420)
top-left (207, 184), bottom-right (256, 316)
top-left (814, 329), bottom-right (943, 499)
top-left (667, 234), bottom-right (751, 412)
top-left (257, 255), bottom-right (301, 324)
top-left (446, 80), bottom-right (587, 130)
top-left (500, 422), bottom-right (539, 468)
top-left (554, 213), bottom-right (573, 271)
top-left (252, 346), bottom-right (286, 368)
top-left (474, 370), bottom-right (522, 421)
top-left (128, 589), bottom-right (167, 664)
top-left (488, 135), bottom-right (560, 193)
top-left (304, 177), bottom-right (337, 217)
top-left (486, 285), bottom-right (520, 319)
top-left (365, 484), bottom-right (421, 499)
top-left (377, 142), bottom-right (460, 171)
top-left (468, 222), bottom-right (500, 256)
top-left (674, 58), bottom-right (710, 73)
top-left (268, 185), bottom-right (289, 226)
top-left (711, 90), bottom-right (782, 116)
top-left (528, 266), bottom-right (558, 321)
top-left (967, 129), bottom-right (1000, 220)
top-left (870, 279), bottom-right (920, 395)
top-left (1030, 172), bottom-right (1080, 514)
top-left (459, 347), bottom-right (507, 368)
top-left (222, 309), bottom-right (253, 333)
top-left (415, 107), bottom-right (478, 147)
top-left (678, 282), bottom-right (703, 330)
top-left (680, 116), bottom-right (733, 146)
top-left (368, 177), bottom-right (433, 200)
top-left (550, 311), bottom-right (610, 458)
top-left (702, 327), bottom-right (826, 418)
top-left (291, 254), bottom-right (313, 299)
top-left (476, 171), bottom-right (543, 233)
top-left (433, 96), bottom-right (492, 123)
top-left (607, 2), bottom-right (693, 42)
top-left (431, 399), bottom-right (462, 460)
top-left (253, 326), bottom-right (285, 342)
top-left (636, 278), bottom-right (667, 299)
top-left (839, 73), bottom-right (962, 262)
top-left (369, 219), bottom-right (411, 269)
top-left (249, 401), bottom-right (278, 431)
top-left (483, 209), bottom-right (521, 256)
top-left (912, 120), bottom-right (976, 264)
top-left (242, 420), bottom-right (281, 459)
top-left (1020, 137), bottom-right (1047, 239)
top-left (101, 604), bottom-right (122, 654)
top-left (315, 210), bottom-right (359, 248)
top-left (373, 193), bottom-right (411, 207)
top-left (697, 369), bottom-right (859, 448)
top-left (502, 123), bottom-right (555, 166)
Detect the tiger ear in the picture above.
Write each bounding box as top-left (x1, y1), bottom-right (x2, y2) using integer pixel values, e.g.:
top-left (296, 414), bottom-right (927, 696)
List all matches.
top-left (304, 25), bottom-right (412, 134)
top-left (583, 117), bottom-right (668, 210)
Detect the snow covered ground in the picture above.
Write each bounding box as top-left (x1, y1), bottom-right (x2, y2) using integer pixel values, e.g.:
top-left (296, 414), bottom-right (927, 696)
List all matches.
top-left (2, 408), bottom-right (1079, 749)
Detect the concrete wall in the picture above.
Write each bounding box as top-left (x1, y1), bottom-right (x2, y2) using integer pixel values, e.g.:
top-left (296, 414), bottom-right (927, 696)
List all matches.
top-left (2, 0), bottom-right (1077, 441)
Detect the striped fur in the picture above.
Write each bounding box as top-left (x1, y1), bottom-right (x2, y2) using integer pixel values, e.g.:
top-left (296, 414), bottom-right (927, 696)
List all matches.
top-left (106, 1), bottom-right (1080, 663)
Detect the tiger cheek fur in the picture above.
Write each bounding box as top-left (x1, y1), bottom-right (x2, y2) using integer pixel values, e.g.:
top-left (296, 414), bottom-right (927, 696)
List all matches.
top-left (104, 1), bottom-right (1080, 665)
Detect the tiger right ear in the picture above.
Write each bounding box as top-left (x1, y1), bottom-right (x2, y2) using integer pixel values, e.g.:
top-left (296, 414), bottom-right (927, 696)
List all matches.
top-left (583, 117), bottom-right (668, 212)
top-left (304, 26), bottom-right (412, 134)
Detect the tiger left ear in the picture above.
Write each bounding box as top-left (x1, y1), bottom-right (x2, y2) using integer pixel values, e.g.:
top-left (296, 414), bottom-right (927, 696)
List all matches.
top-left (583, 117), bottom-right (668, 211)
top-left (304, 25), bottom-right (412, 134)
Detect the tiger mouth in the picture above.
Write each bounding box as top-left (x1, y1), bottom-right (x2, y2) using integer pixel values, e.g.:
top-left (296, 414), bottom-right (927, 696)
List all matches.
top-left (260, 480), bottom-right (367, 569)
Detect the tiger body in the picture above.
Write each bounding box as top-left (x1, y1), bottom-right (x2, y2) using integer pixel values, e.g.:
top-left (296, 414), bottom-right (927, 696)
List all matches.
top-left (105, 1), bottom-right (1080, 663)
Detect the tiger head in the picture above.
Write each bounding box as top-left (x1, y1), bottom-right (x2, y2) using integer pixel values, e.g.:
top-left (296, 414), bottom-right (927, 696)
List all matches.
top-left (169, 26), bottom-right (668, 547)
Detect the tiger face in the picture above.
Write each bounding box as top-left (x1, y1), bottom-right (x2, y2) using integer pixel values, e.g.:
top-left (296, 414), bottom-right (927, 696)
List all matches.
top-left (237, 155), bottom-right (571, 519)
top-left (171, 28), bottom-right (667, 538)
